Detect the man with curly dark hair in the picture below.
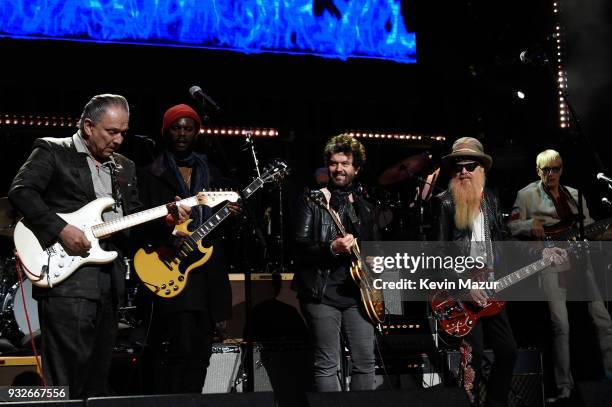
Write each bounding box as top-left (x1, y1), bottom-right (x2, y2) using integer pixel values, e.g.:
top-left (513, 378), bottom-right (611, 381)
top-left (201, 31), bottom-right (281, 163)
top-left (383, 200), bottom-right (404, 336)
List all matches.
top-left (293, 134), bottom-right (379, 391)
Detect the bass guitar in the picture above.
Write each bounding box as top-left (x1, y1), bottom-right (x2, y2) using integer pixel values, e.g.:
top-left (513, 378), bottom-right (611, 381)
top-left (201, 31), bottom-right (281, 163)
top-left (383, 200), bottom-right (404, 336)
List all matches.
top-left (14, 191), bottom-right (236, 288)
top-left (134, 159), bottom-right (289, 298)
top-left (307, 191), bottom-right (385, 325)
top-left (430, 256), bottom-right (553, 337)
top-left (544, 217), bottom-right (612, 241)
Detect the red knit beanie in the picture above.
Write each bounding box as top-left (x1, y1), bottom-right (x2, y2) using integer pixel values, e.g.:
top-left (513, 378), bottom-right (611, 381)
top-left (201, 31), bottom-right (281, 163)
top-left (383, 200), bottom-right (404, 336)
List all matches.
top-left (161, 104), bottom-right (202, 135)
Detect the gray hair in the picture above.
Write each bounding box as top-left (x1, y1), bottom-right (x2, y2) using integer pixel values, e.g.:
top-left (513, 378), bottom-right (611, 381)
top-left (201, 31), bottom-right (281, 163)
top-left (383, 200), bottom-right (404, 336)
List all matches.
top-left (79, 94), bottom-right (129, 132)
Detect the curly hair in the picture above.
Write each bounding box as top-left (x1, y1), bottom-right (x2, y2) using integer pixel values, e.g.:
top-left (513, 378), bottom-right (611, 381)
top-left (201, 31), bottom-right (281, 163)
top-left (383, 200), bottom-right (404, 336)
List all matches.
top-left (323, 134), bottom-right (366, 169)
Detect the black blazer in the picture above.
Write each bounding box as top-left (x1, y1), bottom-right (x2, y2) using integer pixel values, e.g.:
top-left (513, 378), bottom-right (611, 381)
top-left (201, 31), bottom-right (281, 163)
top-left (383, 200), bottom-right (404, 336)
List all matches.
top-left (137, 154), bottom-right (232, 322)
top-left (292, 191), bottom-right (380, 302)
top-left (8, 135), bottom-right (143, 301)
top-left (430, 187), bottom-right (540, 278)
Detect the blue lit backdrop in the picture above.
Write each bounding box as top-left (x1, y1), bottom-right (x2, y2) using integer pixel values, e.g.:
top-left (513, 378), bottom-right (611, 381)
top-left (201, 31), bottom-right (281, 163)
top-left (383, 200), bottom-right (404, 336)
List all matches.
top-left (0, 0), bottom-right (416, 63)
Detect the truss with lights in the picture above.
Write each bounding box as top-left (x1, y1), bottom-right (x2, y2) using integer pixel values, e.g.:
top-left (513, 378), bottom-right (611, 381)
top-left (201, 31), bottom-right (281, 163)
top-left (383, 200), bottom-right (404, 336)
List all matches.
top-left (0, 113), bottom-right (78, 128)
top-left (553, 2), bottom-right (569, 129)
top-left (345, 131), bottom-right (446, 142)
top-left (199, 127), bottom-right (278, 138)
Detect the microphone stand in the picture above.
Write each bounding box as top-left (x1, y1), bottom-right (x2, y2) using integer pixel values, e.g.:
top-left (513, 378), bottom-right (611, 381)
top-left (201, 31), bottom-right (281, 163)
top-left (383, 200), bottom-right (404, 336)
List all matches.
top-left (237, 131), bottom-right (270, 393)
top-left (400, 167), bottom-right (446, 240)
top-left (191, 98), bottom-right (265, 393)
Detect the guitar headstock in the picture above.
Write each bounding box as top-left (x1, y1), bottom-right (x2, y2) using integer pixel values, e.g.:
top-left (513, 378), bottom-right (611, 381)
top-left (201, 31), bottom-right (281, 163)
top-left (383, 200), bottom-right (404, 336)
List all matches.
top-left (306, 190), bottom-right (327, 208)
top-left (260, 159), bottom-right (290, 184)
top-left (196, 191), bottom-right (240, 207)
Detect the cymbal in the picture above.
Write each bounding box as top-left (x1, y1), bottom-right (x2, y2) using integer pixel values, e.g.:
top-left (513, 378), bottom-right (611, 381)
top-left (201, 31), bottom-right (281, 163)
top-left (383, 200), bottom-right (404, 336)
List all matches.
top-left (0, 197), bottom-right (18, 236)
top-left (378, 153), bottom-right (429, 186)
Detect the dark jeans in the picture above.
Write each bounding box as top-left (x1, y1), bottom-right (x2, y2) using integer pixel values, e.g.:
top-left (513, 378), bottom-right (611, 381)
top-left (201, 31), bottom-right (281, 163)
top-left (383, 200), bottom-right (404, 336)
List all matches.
top-left (460, 310), bottom-right (517, 407)
top-left (38, 295), bottom-right (117, 399)
top-left (150, 309), bottom-right (214, 393)
top-left (301, 302), bottom-right (375, 392)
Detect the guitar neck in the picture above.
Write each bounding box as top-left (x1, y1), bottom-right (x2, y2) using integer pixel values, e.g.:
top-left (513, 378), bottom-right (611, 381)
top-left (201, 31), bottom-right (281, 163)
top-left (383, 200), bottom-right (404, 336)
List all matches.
top-left (327, 206), bottom-right (366, 260)
top-left (184, 177), bottom-right (264, 243)
top-left (494, 257), bottom-right (553, 293)
top-left (189, 204), bottom-right (232, 242)
top-left (582, 217), bottom-right (612, 239)
top-left (91, 196), bottom-right (201, 238)
top-left (547, 217), bottom-right (612, 240)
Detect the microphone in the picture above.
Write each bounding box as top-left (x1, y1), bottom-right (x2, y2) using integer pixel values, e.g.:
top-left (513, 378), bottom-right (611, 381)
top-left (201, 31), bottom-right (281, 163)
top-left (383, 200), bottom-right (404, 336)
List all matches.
top-left (189, 85), bottom-right (221, 112)
top-left (602, 197), bottom-right (612, 209)
top-left (519, 45), bottom-right (549, 66)
top-left (133, 134), bottom-right (156, 146)
top-left (597, 173), bottom-right (612, 184)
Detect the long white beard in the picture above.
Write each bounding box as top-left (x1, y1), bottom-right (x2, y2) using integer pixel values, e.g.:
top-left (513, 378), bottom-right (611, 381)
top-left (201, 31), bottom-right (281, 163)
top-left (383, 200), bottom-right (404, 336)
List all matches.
top-left (449, 174), bottom-right (485, 231)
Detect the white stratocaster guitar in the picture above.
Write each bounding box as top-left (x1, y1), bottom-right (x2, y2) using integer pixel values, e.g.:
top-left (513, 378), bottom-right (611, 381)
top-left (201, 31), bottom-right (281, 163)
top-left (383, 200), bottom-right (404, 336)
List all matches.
top-left (13, 191), bottom-right (238, 288)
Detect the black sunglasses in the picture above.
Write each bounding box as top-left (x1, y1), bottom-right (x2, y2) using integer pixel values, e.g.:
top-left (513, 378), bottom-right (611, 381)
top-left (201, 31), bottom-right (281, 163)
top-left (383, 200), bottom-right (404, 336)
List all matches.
top-left (539, 166), bottom-right (561, 174)
top-left (455, 161), bottom-right (480, 173)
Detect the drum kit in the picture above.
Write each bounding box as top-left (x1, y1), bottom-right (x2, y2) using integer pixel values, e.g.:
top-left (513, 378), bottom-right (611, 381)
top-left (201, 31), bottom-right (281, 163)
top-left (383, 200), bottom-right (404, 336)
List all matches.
top-left (0, 197), bottom-right (40, 352)
top-left (0, 197), bottom-right (145, 354)
top-left (372, 152), bottom-right (443, 240)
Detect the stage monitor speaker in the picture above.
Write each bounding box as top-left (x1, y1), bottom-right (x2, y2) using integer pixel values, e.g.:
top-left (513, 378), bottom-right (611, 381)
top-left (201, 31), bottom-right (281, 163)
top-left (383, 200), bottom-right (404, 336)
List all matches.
top-left (569, 381), bottom-right (612, 407)
top-left (445, 348), bottom-right (544, 407)
top-left (0, 356), bottom-right (42, 386)
top-left (306, 387), bottom-right (471, 407)
top-left (228, 273), bottom-right (307, 342)
top-left (202, 341), bottom-right (311, 407)
top-left (203, 343), bottom-right (242, 394)
top-left (86, 392), bottom-right (275, 407)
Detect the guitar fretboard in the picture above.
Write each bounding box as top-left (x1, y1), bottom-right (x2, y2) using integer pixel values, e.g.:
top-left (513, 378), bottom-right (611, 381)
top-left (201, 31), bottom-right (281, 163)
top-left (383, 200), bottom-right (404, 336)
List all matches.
top-left (91, 196), bottom-right (201, 238)
top-left (182, 178), bottom-right (264, 249)
top-left (494, 257), bottom-right (553, 292)
top-left (570, 217), bottom-right (612, 240)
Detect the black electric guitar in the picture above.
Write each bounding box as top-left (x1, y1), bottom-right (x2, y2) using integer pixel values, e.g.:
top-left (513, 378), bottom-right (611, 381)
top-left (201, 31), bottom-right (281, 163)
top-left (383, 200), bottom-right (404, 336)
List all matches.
top-left (134, 160), bottom-right (289, 298)
top-left (308, 191), bottom-right (385, 325)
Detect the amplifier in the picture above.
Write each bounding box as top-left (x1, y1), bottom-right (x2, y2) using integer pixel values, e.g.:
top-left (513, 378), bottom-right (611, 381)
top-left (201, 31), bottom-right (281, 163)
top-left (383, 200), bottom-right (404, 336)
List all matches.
top-left (0, 356), bottom-right (41, 386)
top-left (379, 315), bottom-right (437, 352)
top-left (228, 273), bottom-right (305, 341)
top-left (203, 343), bottom-right (242, 393)
top-left (374, 352), bottom-right (443, 390)
top-left (203, 340), bottom-right (311, 407)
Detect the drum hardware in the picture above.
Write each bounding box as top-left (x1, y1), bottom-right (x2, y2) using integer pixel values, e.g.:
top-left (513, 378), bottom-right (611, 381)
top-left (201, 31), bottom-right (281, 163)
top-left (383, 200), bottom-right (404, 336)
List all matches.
top-left (375, 156), bottom-right (444, 240)
top-left (0, 257), bottom-right (40, 349)
top-left (377, 153), bottom-right (429, 186)
top-left (0, 197), bottom-right (19, 237)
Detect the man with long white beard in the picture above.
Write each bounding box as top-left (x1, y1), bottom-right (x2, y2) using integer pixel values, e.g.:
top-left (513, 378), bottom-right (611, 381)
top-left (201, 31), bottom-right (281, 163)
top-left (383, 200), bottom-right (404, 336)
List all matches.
top-left (432, 137), bottom-right (567, 407)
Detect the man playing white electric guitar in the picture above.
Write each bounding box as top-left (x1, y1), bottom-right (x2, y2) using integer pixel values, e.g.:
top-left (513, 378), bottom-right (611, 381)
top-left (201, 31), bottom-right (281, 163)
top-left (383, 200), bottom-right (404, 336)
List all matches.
top-left (8, 94), bottom-right (190, 399)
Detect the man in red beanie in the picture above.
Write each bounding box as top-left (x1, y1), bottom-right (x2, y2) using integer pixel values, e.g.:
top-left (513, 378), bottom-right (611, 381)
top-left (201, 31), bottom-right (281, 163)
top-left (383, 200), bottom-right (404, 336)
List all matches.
top-left (138, 103), bottom-right (239, 393)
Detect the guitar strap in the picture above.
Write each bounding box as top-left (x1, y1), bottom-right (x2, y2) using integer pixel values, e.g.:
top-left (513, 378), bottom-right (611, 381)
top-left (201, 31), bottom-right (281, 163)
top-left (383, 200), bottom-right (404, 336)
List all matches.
top-left (320, 187), bottom-right (361, 238)
top-left (480, 196), bottom-right (495, 274)
top-left (109, 160), bottom-right (126, 214)
top-left (346, 201), bottom-right (360, 235)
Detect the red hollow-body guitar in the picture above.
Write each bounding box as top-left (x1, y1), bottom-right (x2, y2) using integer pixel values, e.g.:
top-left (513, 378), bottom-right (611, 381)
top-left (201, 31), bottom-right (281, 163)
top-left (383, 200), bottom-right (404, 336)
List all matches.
top-left (430, 257), bottom-right (553, 337)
